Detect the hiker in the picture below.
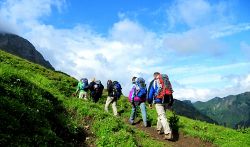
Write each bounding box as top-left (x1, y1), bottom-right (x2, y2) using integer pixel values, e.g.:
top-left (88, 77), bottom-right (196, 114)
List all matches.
top-left (105, 80), bottom-right (122, 116)
top-left (88, 78), bottom-right (104, 103)
top-left (128, 77), bottom-right (148, 127)
top-left (148, 72), bottom-right (174, 140)
top-left (75, 78), bottom-right (88, 100)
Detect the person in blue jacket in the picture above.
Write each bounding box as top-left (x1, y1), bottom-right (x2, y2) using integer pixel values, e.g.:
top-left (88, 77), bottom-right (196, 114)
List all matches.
top-left (148, 72), bottom-right (174, 140)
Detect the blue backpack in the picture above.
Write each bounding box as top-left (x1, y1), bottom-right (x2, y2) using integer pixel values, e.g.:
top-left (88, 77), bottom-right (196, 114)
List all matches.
top-left (135, 77), bottom-right (147, 98)
top-left (112, 81), bottom-right (122, 99)
top-left (80, 78), bottom-right (88, 90)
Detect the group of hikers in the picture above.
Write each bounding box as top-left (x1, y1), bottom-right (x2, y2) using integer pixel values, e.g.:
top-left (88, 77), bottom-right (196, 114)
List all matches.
top-left (74, 72), bottom-right (174, 140)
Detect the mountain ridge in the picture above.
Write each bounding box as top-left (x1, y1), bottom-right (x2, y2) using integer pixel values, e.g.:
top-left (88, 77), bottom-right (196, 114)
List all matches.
top-left (193, 92), bottom-right (250, 128)
top-left (0, 33), bottom-right (54, 70)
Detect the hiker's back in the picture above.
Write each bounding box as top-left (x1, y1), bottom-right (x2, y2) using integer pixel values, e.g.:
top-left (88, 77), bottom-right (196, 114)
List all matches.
top-left (112, 81), bottom-right (122, 99)
top-left (80, 78), bottom-right (88, 91)
top-left (129, 77), bottom-right (147, 102)
top-left (94, 80), bottom-right (104, 93)
top-left (148, 73), bottom-right (174, 105)
top-left (156, 74), bottom-right (173, 98)
top-left (107, 80), bottom-right (113, 96)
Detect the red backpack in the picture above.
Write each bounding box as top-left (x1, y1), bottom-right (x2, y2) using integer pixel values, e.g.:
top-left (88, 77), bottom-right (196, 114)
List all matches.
top-left (156, 74), bottom-right (173, 99)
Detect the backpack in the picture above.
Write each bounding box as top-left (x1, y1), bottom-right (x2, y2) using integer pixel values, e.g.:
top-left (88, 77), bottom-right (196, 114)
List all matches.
top-left (135, 77), bottom-right (147, 98)
top-left (107, 80), bottom-right (113, 96)
top-left (156, 74), bottom-right (173, 99)
top-left (94, 80), bottom-right (102, 91)
top-left (80, 78), bottom-right (88, 90)
top-left (128, 77), bottom-right (147, 102)
top-left (112, 81), bottom-right (122, 99)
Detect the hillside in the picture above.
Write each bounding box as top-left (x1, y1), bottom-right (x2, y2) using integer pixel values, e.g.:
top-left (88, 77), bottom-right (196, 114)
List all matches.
top-left (0, 50), bottom-right (250, 146)
top-left (0, 50), bottom-right (171, 146)
top-left (0, 33), bottom-right (54, 70)
top-left (193, 92), bottom-right (250, 128)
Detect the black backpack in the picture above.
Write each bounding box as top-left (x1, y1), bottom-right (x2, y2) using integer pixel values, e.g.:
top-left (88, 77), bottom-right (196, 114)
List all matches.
top-left (93, 80), bottom-right (104, 94)
top-left (107, 80), bottom-right (113, 96)
top-left (112, 81), bottom-right (122, 99)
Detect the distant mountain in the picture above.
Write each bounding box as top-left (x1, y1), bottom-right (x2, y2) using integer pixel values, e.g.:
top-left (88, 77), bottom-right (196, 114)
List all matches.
top-left (193, 92), bottom-right (250, 128)
top-left (0, 33), bottom-right (54, 70)
top-left (173, 99), bottom-right (218, 124)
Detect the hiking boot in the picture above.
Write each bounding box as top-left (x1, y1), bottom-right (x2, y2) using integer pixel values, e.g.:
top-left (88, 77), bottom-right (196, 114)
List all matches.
top-left (164, 133), bottom-right (172, 140)
top-left (157, 130), bottom-right (163, 135)
top-left (129, 119), bottom-right (134, 125)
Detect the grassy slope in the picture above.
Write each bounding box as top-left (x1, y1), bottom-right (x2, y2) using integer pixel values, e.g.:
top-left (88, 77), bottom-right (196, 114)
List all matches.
top-left (0, 50), bottom-right (249, 146)
top-left (0, 50), bottom-right (166, 147)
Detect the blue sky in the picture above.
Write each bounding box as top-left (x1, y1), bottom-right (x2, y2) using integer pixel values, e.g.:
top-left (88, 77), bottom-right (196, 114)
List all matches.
top-left (0, 0), bottom-right (250, 102)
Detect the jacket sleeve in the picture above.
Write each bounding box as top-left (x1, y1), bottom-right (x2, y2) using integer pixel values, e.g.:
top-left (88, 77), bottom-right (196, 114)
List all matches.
top-left (169, 81), bottom-right (174, 93)
top-left (148, 83), bottom-right (155, 104)
top-left (154, 79), bottom-right (161, 96)
top-left (147, 80), bottom-right (153, 99)
top-left (169, 94), bottom-right (174, 106)
top-left (76, 83), bottom-right (80, 93)
top-left (131, 85), bottom-right (136, 101)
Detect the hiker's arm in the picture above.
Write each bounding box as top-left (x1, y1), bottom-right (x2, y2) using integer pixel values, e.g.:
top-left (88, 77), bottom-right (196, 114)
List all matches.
top-left (131, 86), bottom-right (136, 104)
top-left (75, 83), bottom-right (79, 93)
top-left (168, 94), bottom-right (174, 107)
top-left (169, 81), bottom-right (174, 93)
top-left (154, 81), bottom-right (161, 96)
top-left (148, 85), bottom-right (154, 104)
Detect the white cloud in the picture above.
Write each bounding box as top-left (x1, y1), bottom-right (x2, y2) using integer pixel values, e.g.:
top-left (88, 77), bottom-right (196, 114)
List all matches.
top-left (167, 0), bottom-right (211, 28)
top-left (211, 23), bottom-right (250, 38)
top-left (0, 0), bottom-right (65, 33)
top-left (175, 73), bottom-right (250, 102)
top-left (167, 0), bottom-right (233, 28)
top-left (24, 18), bottom-right (164, 96)
top-left (164, 0), bottom-right (250, 55)
top-left (172, 63), bottom-right (250, 102)
top-left (0, 0), bottom-right (249, 102)
top-left (163, 27), bottom-right (225, 55)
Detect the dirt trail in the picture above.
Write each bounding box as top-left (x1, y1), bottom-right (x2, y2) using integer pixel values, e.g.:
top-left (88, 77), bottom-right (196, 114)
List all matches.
top-left (132, 119), bottom-right (214, 147)
top-left (82, 115), bottom-right (214, 147)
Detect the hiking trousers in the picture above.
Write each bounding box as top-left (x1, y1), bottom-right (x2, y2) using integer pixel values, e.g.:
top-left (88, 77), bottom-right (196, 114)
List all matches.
top-left (105, 96), bottom-right (118, 116)
top-left (79, 91), bottom-right (87, 100)
top-left (155, 103), bottom-right (171, 134)
top-left (129, 102), bottom-right (147, 127)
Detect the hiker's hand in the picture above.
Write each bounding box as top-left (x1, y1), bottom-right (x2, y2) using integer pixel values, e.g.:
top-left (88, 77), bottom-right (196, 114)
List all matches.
top-left (149, 104), bottom-right (153, 109)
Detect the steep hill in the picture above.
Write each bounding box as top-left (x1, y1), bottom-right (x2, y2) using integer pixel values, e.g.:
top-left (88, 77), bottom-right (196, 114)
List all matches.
top-left (193, 92), bottom-right (250, 128)
top-left (1, 50), bottom-right (249, 146)
top-left (0, 33), bottom-right (54, 70)
top-left (0, 50), bottom-right (171, 146)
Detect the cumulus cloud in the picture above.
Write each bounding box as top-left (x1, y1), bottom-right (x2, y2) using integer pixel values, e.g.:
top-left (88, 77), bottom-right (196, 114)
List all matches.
top-left (24, 18), bottom-right (164, 95)
top-left (0, 0), bottom-right (65, 33)
top-left (163, 27), bottom-right (225, 55)
top-left (175, 73), bottom-right (250, 102)
top-left (167, 0), bottom-right (233, 28)
top-left (171, 63), bottom-right (250, 102)
top-left (164, 0), bottom-right (249, 55)
top-left (0, 0), bottom-right (249, 102)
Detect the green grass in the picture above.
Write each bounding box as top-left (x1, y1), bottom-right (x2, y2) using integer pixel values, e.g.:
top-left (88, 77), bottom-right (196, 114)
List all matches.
top-left (1, 50), bottom-right (249, 146)
top-left (0, 50), bottom-right (167, 146)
